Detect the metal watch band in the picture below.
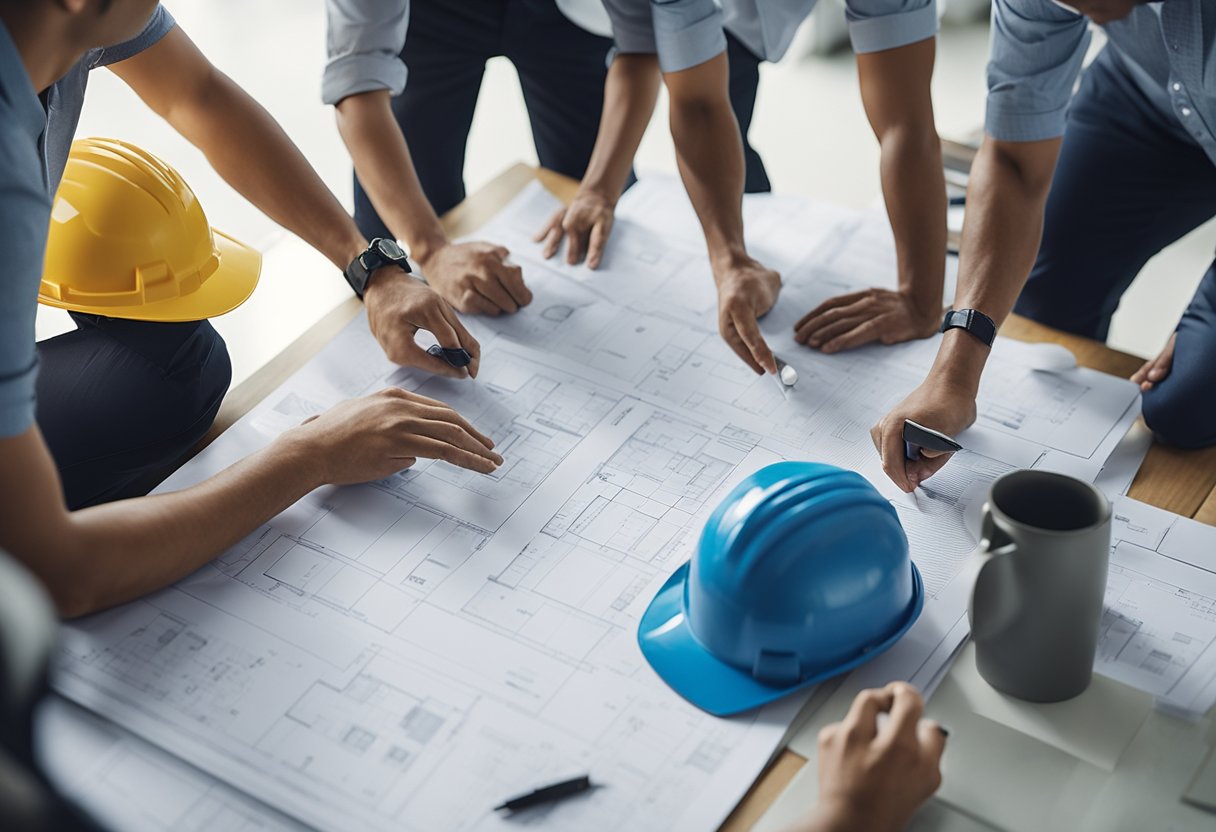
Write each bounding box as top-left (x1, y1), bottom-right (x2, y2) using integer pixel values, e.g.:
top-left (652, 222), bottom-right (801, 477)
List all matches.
top-left (940, 308), bottom-right (996, 347)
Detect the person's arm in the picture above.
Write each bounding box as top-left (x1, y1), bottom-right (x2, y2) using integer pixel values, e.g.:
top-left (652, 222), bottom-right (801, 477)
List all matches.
top-left (0, 389), bottom-right (502, 618)
top-left (107, 27), bottom-right (479, 377)
top-left (335, 90), bottom-right (531, 316)
top-left (795, 37), bottom-right (945, 353)
top-left (666, 52), bottom-right (781, 375)
top-left (790, 683), bottom-right (946, 832)
top-left (534, 53), bottom-right (662, 269)
top-left (870, 136), bottom-right (1061, 491)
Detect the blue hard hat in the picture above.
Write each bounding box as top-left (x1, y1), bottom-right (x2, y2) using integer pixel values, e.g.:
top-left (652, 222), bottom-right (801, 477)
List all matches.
top-left (637, 461), bottom-right (924, 716)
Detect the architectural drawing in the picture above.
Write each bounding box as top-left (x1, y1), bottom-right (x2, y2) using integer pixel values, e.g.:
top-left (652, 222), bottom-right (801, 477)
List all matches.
top-left (51, 181), bottom-right (1145, 832)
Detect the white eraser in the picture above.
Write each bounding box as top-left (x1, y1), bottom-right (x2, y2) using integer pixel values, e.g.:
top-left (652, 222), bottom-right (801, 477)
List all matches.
top-left (780, 365), bottom-right (798, 387)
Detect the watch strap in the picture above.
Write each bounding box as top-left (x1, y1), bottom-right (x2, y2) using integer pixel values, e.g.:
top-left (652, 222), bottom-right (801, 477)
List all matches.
top-left (344, 238), bottom-right (411, 299)
top-left (940, 308), bottom-right (996, 347)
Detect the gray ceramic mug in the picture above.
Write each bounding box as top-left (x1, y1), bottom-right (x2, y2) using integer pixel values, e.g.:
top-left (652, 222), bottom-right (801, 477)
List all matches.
top-left (969, 470), bottom-right (1111, 702)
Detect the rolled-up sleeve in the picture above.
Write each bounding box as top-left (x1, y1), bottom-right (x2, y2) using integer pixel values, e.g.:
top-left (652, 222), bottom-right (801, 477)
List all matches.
top-left (323, 0), bottom-right (410, 105)
top-left (985, 0), bottom-right (1091, 142)
top-left (603, 0), bottom-right (726, 73)
top-left (845, 0), bottom-right (938, 54)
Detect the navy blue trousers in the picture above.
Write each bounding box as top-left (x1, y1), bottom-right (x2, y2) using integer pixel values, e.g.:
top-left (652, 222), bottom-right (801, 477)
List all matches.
top-left (35, 314), bottom-right (231, 509)
top-left (354, 1), bottom-right (770, 238)
top-left (1014, 49), bottom-right (1216, 449)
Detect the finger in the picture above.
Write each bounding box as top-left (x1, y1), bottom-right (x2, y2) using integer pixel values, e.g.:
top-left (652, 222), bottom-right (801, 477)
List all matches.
top-left (441, 307), bottom-right (481, 379)
top-left (492, 245), bottom-right (510, 260)
top-left (476, 281), bottom-right (517, 315)
top-left (417, 405), bottom-right (496, 450)
top-left (841, 688), bottom-right (895, 742)
top-left (536, 209), bottom-right (564, 246)
top-left (410, 436), bottom-right (502, 474)
top-left (721, 320), bottom-right (765, 375)
top-left (879, 682), bottom-right (924, 742)
top-left (917, 718), bottom-right (948, 765)
top-left (414, 419), bottom-right (504, 463)
top-left (799, 300), bottom-right (871, 345)
top-left (461, 290), bottom-right (502, 317)
top-left (799, 313), bottom-right (868, 348)
top-left (398, 341), bottom-right (465, 379)
top-left (541, 217), bottom-right (567, 259)
top-left (565, 221), bottom-right (587, 265)
top-left (874, 419), bottom-right (916, 493)
top-left (733, 310), bottom-right (777, 374)
top-left (1130, 358), bottom-right (1153, 386)
top-left (795, 291), bottom-right (871, 331)
top-left (822, 319), bottom-right (882, 354)
top-left (495, 261), bottom-right (531, 308)
top-left (907, 451), bottom-right (953, 488)
top-left (587, 217), bottom-right (613, 270)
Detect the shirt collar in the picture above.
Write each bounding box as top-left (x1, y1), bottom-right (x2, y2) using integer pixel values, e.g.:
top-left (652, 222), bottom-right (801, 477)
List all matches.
top-left (0, 17), bottom-right (49, 143)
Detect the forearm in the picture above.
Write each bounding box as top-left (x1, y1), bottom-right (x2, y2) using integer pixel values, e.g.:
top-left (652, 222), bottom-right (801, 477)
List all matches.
top-left (933, 137), bottom-right (1059, 390)
top-left (145, 73), bottom-right (359, 274)
top-left (666, 54), bottom-right (748, 268)
top-left (580, 54), bottom-right (662, 199)
top-left (2, 430), bottom-right (323, 618)
top-left (335, 90), bottom-right (448, 262)
top-left (877, 126), bottom-right (945, 310)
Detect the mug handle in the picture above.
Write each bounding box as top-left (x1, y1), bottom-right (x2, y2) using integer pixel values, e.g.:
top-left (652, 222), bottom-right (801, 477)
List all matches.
top-left (971, 503), bottom-right (1020, 639)
top-left (978, 504), bottom-right (1018, 562)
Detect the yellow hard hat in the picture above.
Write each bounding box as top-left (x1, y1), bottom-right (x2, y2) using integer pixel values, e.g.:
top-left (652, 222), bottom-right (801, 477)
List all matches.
top-left (39, 137), bottom-right (261, 322)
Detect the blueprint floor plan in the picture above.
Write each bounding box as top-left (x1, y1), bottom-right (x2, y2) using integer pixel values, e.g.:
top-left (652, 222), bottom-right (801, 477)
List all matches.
top-left (50, 181), bottom-right (1144, 831)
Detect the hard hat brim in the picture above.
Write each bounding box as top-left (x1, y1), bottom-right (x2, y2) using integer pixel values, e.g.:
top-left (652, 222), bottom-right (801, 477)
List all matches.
top-left (38, 228), bottom-right (261, 322)
top-left (637, 561), bottom-right (925, 717)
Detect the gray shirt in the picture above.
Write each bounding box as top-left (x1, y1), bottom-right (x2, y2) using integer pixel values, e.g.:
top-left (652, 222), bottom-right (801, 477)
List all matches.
top-left (0, 8), bottom-right (173, 438)
top-left (987, 0), bottom-right (1216, 168)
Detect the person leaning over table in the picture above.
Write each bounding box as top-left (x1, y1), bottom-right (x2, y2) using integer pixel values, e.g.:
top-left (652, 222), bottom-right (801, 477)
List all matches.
top-left (535, 0), bottom-right (948, 375)
top-left (323, 0), bottom-right (617, 318)
top-left (872, 0), bottom-right (1216, 494)
top-left (0, 0), bottom-right (503, 619)
top-left (15, 1), bottom-right (487, 512)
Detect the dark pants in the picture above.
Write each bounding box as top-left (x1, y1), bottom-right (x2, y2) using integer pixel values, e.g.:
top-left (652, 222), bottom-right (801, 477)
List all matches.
top-left (354, 1), bottom-right (771, 238)
top-left (1014, 49), bottom-right (1216, 449)
top-left (35, 313), bottom-right (231, 509)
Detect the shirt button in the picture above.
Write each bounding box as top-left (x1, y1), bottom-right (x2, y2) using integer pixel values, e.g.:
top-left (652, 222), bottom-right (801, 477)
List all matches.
top-left (1173, 82), bottom-right (1182, 92)
top-left (1182, 107), bottom-right (1193, 117)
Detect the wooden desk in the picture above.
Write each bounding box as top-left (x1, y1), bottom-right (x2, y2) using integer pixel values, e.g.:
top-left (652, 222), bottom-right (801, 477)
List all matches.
top-left (203, 163), bottom-right (1216, 831)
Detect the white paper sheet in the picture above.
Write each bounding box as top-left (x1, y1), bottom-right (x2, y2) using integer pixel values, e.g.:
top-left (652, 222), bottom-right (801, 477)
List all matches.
top-left (1099, 496), bottom-right (1216, 716)
top-left (50, 180), bottom-right (1142, 832)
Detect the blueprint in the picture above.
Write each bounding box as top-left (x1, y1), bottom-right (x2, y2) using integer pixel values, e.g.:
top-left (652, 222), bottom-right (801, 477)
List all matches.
top-left (1097, 496), bottom-right (1216, 716)
top-left (50, 179), bottom-right (1142, 832)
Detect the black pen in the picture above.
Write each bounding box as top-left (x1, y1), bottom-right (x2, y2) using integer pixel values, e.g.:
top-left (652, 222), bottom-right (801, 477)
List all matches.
top-left (494, 775), bottom-right (594, 812)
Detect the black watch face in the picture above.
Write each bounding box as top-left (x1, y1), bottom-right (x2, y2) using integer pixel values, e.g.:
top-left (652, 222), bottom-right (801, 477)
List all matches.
top-left (376, 238), bottom-right (406, 261)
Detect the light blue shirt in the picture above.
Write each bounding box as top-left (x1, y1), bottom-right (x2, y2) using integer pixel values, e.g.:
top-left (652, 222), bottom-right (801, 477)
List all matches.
top-left (603, 0), bottom-right (938, 72)
top-left (0, 9), bottom-right (172, 438)
top-left (987, 0), bottom-right (1216, 168)
top-left (0, 19), bottom-right (53, 438)
top-left (321, 0), bottom-right (608, 106)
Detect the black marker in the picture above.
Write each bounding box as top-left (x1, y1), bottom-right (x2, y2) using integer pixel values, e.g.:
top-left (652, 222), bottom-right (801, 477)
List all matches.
top-left (427, 344), bottom-right (472, 368)
top-left (494, 775), bottom-right (594, 813)
top-left (903, 419), bottom-right (964, 461)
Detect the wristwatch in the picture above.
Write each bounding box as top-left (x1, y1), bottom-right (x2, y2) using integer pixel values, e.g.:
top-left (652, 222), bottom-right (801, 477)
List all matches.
top-left (940, 308), bottom-right (997, 348)
top-left (343, 237), bottom-right (411, 298)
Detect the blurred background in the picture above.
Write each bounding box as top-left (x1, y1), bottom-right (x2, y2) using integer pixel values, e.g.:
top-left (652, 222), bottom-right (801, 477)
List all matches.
top-left (41, 0), bottom-right (1216, 386)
